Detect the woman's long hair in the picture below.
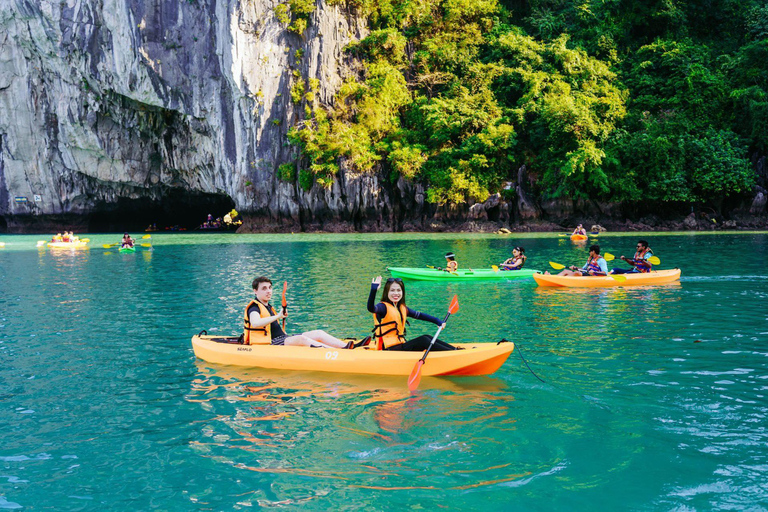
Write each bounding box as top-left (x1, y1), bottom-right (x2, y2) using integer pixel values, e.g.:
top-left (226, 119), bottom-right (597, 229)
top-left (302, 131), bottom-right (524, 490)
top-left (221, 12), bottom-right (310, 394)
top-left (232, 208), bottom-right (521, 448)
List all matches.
top-left (380, 279), bottom-right (407, 309)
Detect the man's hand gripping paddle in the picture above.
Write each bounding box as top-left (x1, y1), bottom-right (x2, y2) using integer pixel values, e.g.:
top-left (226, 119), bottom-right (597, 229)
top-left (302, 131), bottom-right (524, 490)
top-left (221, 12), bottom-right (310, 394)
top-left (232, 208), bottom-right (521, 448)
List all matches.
top-left (407, 295), bottom-right (459, 392)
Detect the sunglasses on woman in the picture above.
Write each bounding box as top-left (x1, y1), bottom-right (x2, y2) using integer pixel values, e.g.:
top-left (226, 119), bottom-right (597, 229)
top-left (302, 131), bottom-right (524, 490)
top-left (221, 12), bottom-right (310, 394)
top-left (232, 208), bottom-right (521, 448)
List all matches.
top-left (386, 278), bottom-right (403, 283)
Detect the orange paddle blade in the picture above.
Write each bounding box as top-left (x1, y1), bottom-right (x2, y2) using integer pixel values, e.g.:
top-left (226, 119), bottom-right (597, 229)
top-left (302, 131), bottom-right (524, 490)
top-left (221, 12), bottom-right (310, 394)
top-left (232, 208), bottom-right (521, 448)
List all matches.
top-left (407, 360), bottom-right (424, 392)
top-left (281, 281), bottom-right (287, 308)
top-left (448, 295), bottom-right (459, 315)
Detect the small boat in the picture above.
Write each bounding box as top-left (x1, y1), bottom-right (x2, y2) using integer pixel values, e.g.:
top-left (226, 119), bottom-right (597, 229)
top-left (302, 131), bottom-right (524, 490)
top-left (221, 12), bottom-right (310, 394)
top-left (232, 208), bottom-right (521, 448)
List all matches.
top-left (192, 334), bottom-right (515, 377)
top-left (570, 234), bottom-right (588, 241)
top-left (533, 268), bottom-right (682, 288)
top-left (118, 246), bottom-right (136, 253)
top-left (47, 240), bottom-right (89, 249)
top-left (388, 267), bottom-right (539, 281)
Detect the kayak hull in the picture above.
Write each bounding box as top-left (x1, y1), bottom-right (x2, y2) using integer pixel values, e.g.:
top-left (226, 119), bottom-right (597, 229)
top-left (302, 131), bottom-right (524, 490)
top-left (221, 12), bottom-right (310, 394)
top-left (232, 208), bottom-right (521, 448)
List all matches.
top-left (533, 268), bottom-right (682, 288)
top-left (192, 335), bottom-right (514, 376)
top-left (119, 246), bottom-right (136, 253)
top-left (47, 241), bottom-right (88, 249)
top-left (388, 267), bottom-right (538, 281)
top-left (570, 234), bottom-right (588, 241)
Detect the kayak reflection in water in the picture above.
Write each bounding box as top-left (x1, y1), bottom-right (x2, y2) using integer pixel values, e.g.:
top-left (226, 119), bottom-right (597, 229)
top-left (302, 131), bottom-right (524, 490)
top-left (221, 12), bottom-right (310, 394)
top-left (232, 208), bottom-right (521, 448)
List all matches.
top-left (244, 277), bottom-right (353, 349)
top-left (368, 276), bottom-right (458, 351)
top-left (500, 246), bottom-right (526, 270)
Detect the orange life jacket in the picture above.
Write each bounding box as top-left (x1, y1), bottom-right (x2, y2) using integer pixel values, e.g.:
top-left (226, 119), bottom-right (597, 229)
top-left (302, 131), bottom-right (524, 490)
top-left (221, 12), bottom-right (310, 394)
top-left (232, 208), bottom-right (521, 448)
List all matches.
top-left (373, 302), bottom-right (408, 350)
top-left (634, 248), bottom-right (652, 273)
top-left (243, 299), bottom-right (272, 345)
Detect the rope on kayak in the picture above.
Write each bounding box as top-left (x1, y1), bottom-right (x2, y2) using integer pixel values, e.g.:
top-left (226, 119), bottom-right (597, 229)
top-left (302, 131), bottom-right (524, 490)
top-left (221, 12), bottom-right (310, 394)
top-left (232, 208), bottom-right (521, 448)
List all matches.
top-left (501, 338), bottom-right (546, 383)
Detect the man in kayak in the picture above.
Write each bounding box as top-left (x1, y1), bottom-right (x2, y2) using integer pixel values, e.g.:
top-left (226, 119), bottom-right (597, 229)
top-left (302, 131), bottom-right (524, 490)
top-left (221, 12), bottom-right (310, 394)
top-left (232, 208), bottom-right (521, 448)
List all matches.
top-left (368, 276), bottom-right (458, 351)
top-left (121, 233), bottom-right (134, 248)
top-left (611, 240), bottom-right (653, 274)
top-left (500, 247), bottom-right (526, 270)
top-left (547, 245), bottom-right (608, 276)
top-left (244, 277), bottom-right (352, 349)
top-left (572, 224), bottom-right (587, 236)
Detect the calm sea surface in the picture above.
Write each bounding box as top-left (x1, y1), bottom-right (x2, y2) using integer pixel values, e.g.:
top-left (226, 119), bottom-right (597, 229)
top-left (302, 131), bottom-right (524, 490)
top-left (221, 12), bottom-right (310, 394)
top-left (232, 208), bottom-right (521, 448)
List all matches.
top-left (1, 232), bottom-right (767, 510)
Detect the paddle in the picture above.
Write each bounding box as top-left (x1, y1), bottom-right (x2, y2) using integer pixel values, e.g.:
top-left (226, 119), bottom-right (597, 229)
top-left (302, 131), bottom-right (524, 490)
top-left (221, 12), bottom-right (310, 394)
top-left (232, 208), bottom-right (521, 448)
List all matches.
top-left (281, 281), bottom-right (288, 331)
top-left (36, 241), bottom-right (46, 247)
top-left (407, 295), bottom-right (459, 392)
top-left (605, 252), bottom-right (660, 265)
top-left (492, 265), bottom-right (499, 272)
top-left (548, 260), bottom-right (626, 281)
top-left (426, 264), bottom-right (458, 275)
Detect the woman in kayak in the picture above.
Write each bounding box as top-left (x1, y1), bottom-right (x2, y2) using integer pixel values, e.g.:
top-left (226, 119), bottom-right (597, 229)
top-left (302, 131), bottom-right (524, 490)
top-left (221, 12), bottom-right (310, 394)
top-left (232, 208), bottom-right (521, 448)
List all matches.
top-left (442, 252), bottom-right (458, 273)
top-left (546, 245), bottom-right (608, 276)
top-left (368, 276), bottom-right (458, 351)
top-left (500, 247), bottom-right (526, 270)
top-left (121, 233), bottom-right (134, 248)
top-left (245, 277), bottom-right (352, 349)
top-left (571, 224), bottom-right (587, 236)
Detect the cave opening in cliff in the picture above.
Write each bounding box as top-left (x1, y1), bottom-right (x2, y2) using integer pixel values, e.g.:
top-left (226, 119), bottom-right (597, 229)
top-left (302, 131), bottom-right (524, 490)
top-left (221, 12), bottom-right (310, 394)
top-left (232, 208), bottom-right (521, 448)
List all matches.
top-left (88, 190), bottom-right (236, 232)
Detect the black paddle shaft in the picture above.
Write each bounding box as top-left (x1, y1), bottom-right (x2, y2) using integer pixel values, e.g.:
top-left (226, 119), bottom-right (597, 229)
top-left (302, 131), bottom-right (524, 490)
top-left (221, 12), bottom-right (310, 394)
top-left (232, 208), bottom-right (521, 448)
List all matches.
top-left (419, 312), bottom-right (453, 363)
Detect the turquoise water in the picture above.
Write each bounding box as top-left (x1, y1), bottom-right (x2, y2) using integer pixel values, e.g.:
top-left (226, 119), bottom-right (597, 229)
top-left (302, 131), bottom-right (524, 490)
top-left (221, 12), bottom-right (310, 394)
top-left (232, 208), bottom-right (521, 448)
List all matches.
top-left (1, 232), bottom-right (767, 509)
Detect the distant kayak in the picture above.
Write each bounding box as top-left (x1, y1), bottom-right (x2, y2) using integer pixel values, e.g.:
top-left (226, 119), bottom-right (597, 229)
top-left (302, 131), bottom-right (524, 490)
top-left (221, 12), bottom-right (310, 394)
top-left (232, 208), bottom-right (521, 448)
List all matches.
top-left (119, 246), bottom-right (136, 253)
top-left (192, 334), bottom-right (514, 377)
top-left (47, 241), bottom-right (88, 249)
top-left (388, 267), bottom-right (539, 281)
top-left (533, 268), bottom-right (682, 288)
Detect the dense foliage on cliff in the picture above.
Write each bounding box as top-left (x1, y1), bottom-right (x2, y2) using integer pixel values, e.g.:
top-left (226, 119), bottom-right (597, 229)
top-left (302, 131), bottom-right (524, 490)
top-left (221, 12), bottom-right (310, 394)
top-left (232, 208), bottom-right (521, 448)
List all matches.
top-left (285, 0), bottom-right (767, 212)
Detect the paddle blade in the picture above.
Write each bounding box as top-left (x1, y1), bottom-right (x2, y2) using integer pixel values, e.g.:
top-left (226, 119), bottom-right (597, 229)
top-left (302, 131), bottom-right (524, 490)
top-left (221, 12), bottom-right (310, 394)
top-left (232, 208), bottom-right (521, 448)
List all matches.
top-left (140, 243), bottom-right (152, 247)
top-left (492, 265), bottom-right (499, 272)
top-left (142, 234), bottom-right (152, 239)
top-left (407, 360), bottom-right (424, 391)
top-left (102, 243), bottom-right (115, 248)
top-left (549, 261), bottom-right (565, 270)
top-left (603, 252), bottom-right (615, 261)
top-left (81, 238), bottom-right (90, 243)
top-left (281, 281), bottom-right (288, 308)
top-left (648, 256), bottom-right (661, 265)
top-left (448, 295), bottom-right (459, 314)
top-left (36, 241), bottom-right (45, 247)
top-left (610, 274), bottom-right (627, 282)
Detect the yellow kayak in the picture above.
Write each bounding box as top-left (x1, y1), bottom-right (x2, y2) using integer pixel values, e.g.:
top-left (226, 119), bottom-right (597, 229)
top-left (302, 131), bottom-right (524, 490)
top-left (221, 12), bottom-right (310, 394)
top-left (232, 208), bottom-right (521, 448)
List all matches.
top-left (192, 334), bottom-right (514, 377)
top-left (533, 268), bottom-right (681, 287)
top-left (47, 240), bottom-right (89, 249)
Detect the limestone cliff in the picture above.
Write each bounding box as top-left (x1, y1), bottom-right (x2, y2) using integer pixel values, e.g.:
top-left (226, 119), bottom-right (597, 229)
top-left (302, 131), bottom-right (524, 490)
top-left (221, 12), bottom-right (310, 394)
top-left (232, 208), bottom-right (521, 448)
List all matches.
top-left (0, 0), bottom-right (383, 232)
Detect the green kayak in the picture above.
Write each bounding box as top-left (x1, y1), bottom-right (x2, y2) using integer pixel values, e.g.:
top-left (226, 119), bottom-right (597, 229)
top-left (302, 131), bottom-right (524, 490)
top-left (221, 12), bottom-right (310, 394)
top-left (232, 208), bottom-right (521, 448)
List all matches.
top-left (119, 246), bottom-right (136, 253)
top-left (388, 267), bottom-right (539, 281)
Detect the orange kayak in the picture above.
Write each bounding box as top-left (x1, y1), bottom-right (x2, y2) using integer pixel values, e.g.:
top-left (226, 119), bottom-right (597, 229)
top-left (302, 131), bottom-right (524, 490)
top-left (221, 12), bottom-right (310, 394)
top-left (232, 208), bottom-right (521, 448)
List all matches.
top-left (533, 268), bottom-right (681, 287)
top-left (191, 334), bottom-right (514, 377)
top-left (570, 234), bottom-right (588, 241)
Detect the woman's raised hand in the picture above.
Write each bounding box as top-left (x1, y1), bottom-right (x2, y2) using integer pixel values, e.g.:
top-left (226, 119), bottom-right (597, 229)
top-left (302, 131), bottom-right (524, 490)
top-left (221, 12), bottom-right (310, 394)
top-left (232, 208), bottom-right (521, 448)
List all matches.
top-left (372, 276), bottom-right (382, 287)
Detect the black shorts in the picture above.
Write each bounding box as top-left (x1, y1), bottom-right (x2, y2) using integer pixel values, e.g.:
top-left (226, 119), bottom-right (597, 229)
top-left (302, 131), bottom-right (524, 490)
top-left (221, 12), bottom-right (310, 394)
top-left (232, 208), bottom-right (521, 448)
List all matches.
top-left (271, 334), bottom-right (290, 346)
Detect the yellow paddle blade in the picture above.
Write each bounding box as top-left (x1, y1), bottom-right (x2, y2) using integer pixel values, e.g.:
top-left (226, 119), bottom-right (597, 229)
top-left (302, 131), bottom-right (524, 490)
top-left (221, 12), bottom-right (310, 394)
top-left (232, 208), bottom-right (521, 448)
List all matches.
top-left (610, 274), bottom-right (627, 282)
top-left (140, 243), bottom-right (152, 247)
top-left (648, 256), bottom-right (660, 265)
top-left (102, 243), bottom-right (118, 248)
top-left (603, 252), bottom-right (615, 261)
top-left (141, 234), bottom-right (152, 239)
top-left (492, 265), bottom-right (499, 272)
top-left (549, 261), bottom-right (565, 270)
top-left (36, 241), bottom-right (46, 246)
top-left (80, 238), bottom-right (90, 243)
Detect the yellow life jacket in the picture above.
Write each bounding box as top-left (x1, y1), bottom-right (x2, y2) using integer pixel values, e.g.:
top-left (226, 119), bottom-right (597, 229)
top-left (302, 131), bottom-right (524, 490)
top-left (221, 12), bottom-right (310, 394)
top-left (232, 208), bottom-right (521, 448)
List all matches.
top-left (243, 299), bottom-right (272, 345)
top-left (446, 260), bottom-right (458, 272)
top-left (373, 302), bottom-right (408, 350)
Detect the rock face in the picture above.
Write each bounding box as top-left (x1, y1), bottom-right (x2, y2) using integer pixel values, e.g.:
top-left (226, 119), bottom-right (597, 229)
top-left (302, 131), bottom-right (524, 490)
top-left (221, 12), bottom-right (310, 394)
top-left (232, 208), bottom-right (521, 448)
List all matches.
top-left (0, 0), bottom-right (371, 231)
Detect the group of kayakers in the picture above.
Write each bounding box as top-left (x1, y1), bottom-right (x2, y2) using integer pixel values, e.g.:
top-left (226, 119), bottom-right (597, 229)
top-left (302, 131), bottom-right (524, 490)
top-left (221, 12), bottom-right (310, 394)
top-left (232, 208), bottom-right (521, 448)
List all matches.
top-left (546, 240), bottom-right (654, 277)
top-left (51, 231), bottom-right (79, 243)
top-left (243, 275), bottom-right (460, 352)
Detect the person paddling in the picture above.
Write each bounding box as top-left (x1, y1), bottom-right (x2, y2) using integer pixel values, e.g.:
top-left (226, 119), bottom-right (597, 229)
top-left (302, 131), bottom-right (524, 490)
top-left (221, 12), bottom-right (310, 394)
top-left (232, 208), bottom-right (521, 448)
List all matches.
top-left (443, 252), bottom-right (458, 272)
top-left (244, 276), bottom-right (352, 349)
top-left (121, 233), bottom-right (135, 248)
top-left (611, 240), bottom-right (653, 274)
top-left (500, 247), bottom-right (526, 270)
top-left (546, 244), bottom-right (608, 276)
top-left (572, 224), bottom-right (587, 236)
top-left (368, 276), bottom-right (458, 351)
